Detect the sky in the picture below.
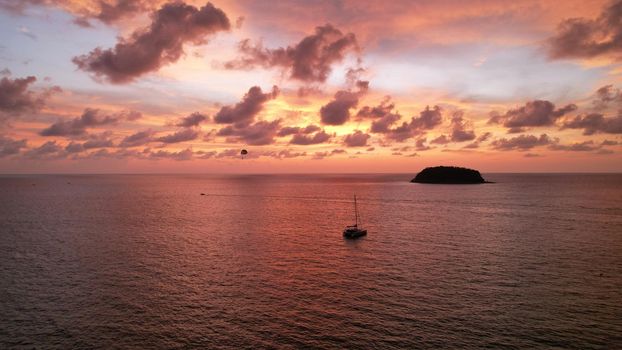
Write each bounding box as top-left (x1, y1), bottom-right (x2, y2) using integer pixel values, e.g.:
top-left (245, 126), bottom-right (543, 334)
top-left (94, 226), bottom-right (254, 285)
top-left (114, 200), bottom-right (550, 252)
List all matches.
top-left (0, 0), bottom-right (621, 173)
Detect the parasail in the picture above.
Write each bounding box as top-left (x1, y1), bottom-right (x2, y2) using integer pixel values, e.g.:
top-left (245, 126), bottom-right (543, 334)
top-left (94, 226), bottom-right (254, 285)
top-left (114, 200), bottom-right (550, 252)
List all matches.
top-left (240, 149), bottom-right (248, 158)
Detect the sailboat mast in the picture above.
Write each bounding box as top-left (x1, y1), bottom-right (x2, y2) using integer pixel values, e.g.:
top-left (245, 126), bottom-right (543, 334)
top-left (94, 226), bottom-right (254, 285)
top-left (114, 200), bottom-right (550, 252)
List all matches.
top-left (354, 194), bottom-right (358, 226)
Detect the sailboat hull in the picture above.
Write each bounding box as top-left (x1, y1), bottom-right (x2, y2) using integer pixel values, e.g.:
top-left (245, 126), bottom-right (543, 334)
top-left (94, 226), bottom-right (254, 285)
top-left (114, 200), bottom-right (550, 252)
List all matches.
top-left (343, 228), bottom-right (367, 239)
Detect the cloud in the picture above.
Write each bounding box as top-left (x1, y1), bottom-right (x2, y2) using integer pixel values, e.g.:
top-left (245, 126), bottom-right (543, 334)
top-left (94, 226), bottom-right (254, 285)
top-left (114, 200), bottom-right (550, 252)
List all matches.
top-left (464, 131), bottom-right (492, 149)
top-left (119, 129), bottom-right (155, 147)
top-left (0, 135), bottom-right (27, 157)
top-left (593, 85), bottom-right (622, 110)
top-left (561, 112), bottom-right (622, 134)
top-left (217, 119), bottom-right (281, 145)
top-left (290, 129), bottom-right (331, 145)
top-left (0, 0), bottom-right (159, 26)
top-left (602, 139), bottom-right (619, 146)
top-left (549, 140), bottom-right (601, 152)
top-left (489, 100), bottom-right (577, 130)
top-left (1, 75), bottom-right (58, 116)
top-left (431, 135), bottom-right (449, 144)
top-left (548, 0), bottom-right (622, 61)
top-left (156, 128), bottom-right (199, 143)
top-left (214, 85), bottom-right (278, 126)
top-left (320, 82), bottom-right (368, 125)
top-left (148, 148), bottom-right (193, 161)
top-left (382, 105), bottom-right (443, 142)
top-left (357, 97), bottom-right (403, 133)
top-left (175, 112), bottom-right (208, 127)
top-left (312, 148), bottom-right (346, 159)
top-left (343, 130), bottom-right (370, 147)
top-left (24, 140), bottom-right (63, 159)
top-left (415, 138), bottom-right (431, 151)
top-left (82, 0), bottom-right (154, 26)
top-left (277, 124), bottom-right (320, 137)
top-left (73, 2), bottom-right (230, 83)
top-left (40, 108), bottom-right (138, 137)
top-left (225, 24), bottom-right (358, 82)
top-left (449, 111), bottom-right (476, 142)
top-left (491, 133), bottom-right (556, 151)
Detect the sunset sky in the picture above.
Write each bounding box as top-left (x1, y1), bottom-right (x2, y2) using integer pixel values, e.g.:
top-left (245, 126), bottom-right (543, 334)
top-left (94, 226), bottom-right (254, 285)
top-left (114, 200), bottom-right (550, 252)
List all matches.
top-left (1, 0), bottom-right (621, 173)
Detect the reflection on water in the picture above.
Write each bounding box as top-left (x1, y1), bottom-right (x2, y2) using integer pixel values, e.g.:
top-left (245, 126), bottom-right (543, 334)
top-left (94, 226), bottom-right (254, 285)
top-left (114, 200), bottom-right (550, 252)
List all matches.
top-left (1, 174), bottom-right (621, 348)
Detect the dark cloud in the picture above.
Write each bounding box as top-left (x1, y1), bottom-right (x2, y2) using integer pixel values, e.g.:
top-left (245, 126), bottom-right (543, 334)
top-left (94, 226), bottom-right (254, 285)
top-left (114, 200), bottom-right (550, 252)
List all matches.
top-left (343, 130), bottom-right (370, 147)
top-left (0, 135), bottom-right (27, 157)
top-left (73, 2), bottom-right (230, 83)
top-left (217, 120), bottom-right (281, 145)
top-left (175, 112), bottom-right (208, 127)
top-left (156, 128), bottom-right (199, 144)
top-left (40, 108), bottom-right (138, 137)
top-left (382, 105), bottom-right (443, 142)
top-left (561, 112), bottom-right (622, 134)
top-left (62, 132), bottom-right (115, 154)
top-left (602, 139), bottom-right (619, 146)
top-left (430, 134), bottom-right (449, 144)
top-left (24, 140), bottom-right (63, 159)
top-left (357, 97), bottom-right (403, 134)
top-left (449, 111), bottom-right (476, 142)
top-left (464, 131), bottom-right (492, 149)
top-left (120, 129), bottom-right (155, 147)
top-left (593, 85), bottom-right (622, 109)
top-left (549, 140), bottom-right (601, 152)
top-left (225, 24), bottom-right (358, 83)
top-left (214, 86), bottom-right (278, 126)
top-left (0, 0), bottom-right (156, 26)
top-left (89, 0), bottom-right (153, 26)
top-left (491, 134), bottom-right (556, 151)
top-left (548, 0), bottom-right (622, 61)
top-left (149, 148), bottom-right (194, 161)
top-left (489, 100), bottom-right (577, 129)
top-left (290, 130), bottom-right (331, 145)
top-left (312, 148), bottom-right (347, 159)
top-left (1, 75), bottom-right (58, 116)
top-left (415, 138), bottom-right (431, 151)
top-left (277, 124), bottom-right (321, 137)
top-left (320, 82), bottom-right (368, 125)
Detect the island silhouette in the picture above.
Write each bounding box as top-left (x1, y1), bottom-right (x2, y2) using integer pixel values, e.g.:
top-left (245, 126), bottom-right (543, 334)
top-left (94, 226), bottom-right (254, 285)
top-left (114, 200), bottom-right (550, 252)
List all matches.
top-left (411, 166), bottom-right (488, 184)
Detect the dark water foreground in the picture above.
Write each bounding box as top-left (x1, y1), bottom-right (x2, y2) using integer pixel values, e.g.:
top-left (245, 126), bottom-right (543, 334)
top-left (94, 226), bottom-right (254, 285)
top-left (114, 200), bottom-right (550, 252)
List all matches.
top-left (1, 174), bottom-right (621, 349)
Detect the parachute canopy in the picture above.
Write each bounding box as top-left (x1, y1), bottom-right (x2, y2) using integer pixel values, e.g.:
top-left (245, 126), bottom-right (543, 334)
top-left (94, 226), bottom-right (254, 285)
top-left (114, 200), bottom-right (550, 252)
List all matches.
top-left (240, 149), bottom-right (248, 155)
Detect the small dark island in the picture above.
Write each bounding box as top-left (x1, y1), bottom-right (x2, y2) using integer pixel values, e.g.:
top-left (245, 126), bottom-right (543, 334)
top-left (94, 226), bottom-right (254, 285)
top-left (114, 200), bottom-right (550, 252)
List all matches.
top-left (411, 166), bottom-right (488, 184)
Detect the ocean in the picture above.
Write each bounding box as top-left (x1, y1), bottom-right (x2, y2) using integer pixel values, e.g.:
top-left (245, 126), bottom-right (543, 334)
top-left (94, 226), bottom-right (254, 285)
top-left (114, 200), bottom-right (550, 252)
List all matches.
top-left (1, 173), bottom-right (621, 348)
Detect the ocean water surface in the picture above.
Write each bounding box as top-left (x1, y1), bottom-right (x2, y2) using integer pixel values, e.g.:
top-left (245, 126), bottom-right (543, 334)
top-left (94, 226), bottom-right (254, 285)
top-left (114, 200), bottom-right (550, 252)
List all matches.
top-left (1, 173), bottom-right (621, 348)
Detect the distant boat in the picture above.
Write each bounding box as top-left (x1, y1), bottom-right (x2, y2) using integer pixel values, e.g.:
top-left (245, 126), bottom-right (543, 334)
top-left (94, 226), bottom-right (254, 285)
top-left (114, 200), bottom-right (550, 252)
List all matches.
top-left (343, 195), bottom-right (367, 239)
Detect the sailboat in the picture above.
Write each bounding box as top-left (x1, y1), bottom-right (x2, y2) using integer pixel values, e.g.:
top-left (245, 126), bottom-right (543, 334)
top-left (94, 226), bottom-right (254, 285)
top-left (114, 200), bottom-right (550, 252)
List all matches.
top-left (343, 195), bottom-right (367, 238)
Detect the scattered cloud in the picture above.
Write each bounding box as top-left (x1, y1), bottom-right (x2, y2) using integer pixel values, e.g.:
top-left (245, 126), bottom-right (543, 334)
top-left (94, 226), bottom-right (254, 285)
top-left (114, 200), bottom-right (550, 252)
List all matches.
top-left (40, 108), bottom-right (139, 137)
top-left (119, 129), bottom-right (155, 147)
top-left (491, 133), bottom-right (556, 150)
top-left (290, 129), bottom-right (331, 145)
top-left (561, 112), bottom-right (622, 134)
top-left (0, 135), bottom-right (27, 157)
top-left (217, 119), bottom-right (281, 145)
top-left (73, 2), bottom-right (230, 83)
top-left (175, 112), bottom-right (208, 127)
top-left (156, 128), bottom-right (199, 143)
top-left (24, 140), bottom-right (63, 159)
top-left (214, 85), bottom-right (278, 126)
top-left (548, 0), bottom-right (622, 61)
top-left (320, 81), bottom-right (368, 125)
top-left (343, 130), bottom-right (370, 147)
top-left (0, 75), bottom-right (58, 117)
top-left (225, 24), bottom-right (358, 83)
top-left (489, 100), bottom-right (577, 131)
top-left (449, 111), bottom-right (476, 142)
